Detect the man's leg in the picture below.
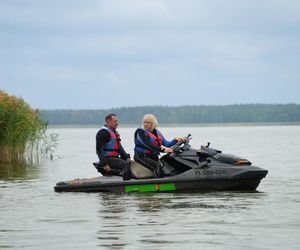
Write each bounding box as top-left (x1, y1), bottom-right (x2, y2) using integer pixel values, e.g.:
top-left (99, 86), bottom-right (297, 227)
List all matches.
top-left (107, 157), bottom-right (131, 180)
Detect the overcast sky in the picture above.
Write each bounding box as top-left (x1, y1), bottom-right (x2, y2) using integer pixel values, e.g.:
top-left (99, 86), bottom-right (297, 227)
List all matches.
top-left (0, 0), bottom-right (299, 109)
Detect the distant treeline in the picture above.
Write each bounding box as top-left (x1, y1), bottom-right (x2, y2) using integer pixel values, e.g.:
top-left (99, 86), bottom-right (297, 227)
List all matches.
top-left (39, 104), bottom-right (300, 125)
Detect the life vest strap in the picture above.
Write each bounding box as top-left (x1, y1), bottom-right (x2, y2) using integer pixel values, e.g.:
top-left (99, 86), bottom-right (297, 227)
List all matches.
top-left (103, 148), bottom-right (119, 152)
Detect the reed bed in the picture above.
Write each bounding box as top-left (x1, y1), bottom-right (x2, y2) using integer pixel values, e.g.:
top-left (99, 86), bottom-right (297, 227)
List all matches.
top-left (0, 90), bottom-right (49, 164)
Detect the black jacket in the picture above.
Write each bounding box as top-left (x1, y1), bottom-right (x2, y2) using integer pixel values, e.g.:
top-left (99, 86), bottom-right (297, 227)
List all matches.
top-left (96, 127), bottom-right (129, 167)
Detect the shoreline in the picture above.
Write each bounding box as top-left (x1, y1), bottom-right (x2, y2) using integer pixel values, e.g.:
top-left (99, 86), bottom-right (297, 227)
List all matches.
top-left (47, 121), bottom-right (300, 129)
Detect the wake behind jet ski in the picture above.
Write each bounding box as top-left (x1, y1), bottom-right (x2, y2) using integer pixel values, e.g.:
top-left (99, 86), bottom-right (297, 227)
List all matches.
top-left (54, 134), bottom-right (268, 192)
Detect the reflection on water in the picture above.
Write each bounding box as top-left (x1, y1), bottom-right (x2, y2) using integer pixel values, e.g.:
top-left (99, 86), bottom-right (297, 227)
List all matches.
top-left (0, 162), bottom-right (41, 180)
top-left (97, 193), bottom-right (128, 249)
top-left (96, 191), bottom-right (267, 249)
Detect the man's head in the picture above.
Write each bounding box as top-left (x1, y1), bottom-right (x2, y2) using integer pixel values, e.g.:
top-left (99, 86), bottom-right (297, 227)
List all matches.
top-left (105, 113), bottom-right (118, 129)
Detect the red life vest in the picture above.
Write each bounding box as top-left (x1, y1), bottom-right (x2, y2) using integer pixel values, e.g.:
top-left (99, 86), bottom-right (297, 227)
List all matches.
top-left (101, 127), bottom-right (120, 157)
top-left (134, 128), bottom-right (163, 156)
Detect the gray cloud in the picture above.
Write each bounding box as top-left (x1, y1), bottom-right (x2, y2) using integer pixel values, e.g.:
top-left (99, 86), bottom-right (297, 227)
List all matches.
top-left (0, 0), bottom-right (299, 108)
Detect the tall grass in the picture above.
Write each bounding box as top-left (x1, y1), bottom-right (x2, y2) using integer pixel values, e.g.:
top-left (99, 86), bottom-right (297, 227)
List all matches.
top-left (0, 90), bottom-right (51, 164)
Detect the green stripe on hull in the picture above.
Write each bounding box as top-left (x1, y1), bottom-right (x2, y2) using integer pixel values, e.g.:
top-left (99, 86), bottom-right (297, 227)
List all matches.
top-left (158, 183), bottom-right (176, 191)
top-left (125, 183), bottom-right (176, 193)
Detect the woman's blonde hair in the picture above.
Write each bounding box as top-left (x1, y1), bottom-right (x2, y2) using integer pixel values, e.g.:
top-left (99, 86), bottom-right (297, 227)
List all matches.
top-left (142, 114), bottom-right (158, 130)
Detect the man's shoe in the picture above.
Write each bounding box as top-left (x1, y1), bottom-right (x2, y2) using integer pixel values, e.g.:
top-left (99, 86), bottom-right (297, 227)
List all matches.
top-left (123, 176), bottom-right (130, 181)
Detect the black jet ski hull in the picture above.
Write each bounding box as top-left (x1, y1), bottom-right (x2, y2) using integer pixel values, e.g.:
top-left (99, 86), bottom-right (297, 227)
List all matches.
top-left (54, 179), bottom-right (263, 193)
top-left (54, 168), bottom-right (267, 193)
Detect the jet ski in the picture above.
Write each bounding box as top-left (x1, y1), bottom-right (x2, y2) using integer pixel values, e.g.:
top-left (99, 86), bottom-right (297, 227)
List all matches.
top-left (54, 134), bottom-right (268, 193)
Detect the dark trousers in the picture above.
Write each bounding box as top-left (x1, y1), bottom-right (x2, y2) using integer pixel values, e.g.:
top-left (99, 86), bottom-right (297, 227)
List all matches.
top-left (105, 157), bottom-right (131, 180)
top-left (134, 153), bottom-right (163, 178)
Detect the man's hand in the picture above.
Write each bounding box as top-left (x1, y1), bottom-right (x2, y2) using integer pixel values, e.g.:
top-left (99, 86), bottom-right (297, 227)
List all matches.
top-left (127, 158), bottom-right (134, 164)
top-left (103, 164), bottom-right (111, 172)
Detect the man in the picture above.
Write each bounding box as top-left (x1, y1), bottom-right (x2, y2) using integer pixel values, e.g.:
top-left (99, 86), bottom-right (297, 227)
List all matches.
top-left (96, 113), bottom-right (131, 180)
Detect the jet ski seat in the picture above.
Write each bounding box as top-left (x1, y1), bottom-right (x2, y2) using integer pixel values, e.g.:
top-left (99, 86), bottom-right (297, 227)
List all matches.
top-left (93, 161), bottom-right (155, 179)
top-left (130, 161), bottom-right (155, 179)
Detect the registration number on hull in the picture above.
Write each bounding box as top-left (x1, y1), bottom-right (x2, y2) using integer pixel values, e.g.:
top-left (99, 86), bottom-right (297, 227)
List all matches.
top-left (195, 169), bottom-right (227, 176)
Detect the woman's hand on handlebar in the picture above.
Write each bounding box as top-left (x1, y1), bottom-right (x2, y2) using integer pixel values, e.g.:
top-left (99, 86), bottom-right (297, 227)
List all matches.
top-left (164, 147), bottom-right (174, 154)
top-left (175, 137), bottom-right (186, 142)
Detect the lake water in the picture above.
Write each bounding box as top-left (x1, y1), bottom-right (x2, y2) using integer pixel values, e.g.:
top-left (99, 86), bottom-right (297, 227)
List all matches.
top-left (0, 125), bottom-right (299, 249)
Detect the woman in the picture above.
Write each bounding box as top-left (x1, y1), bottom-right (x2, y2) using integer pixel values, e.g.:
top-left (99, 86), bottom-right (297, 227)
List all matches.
top-left (134, 114), bottom-right (184, 178)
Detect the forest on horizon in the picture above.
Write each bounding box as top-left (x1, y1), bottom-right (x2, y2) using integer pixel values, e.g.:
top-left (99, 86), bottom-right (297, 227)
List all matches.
top-left (39, 104), bottom-right (300, 125)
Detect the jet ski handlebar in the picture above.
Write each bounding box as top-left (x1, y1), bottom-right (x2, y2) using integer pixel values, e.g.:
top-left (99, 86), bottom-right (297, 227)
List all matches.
top-left (170, 134), bottom-right (192, 152)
